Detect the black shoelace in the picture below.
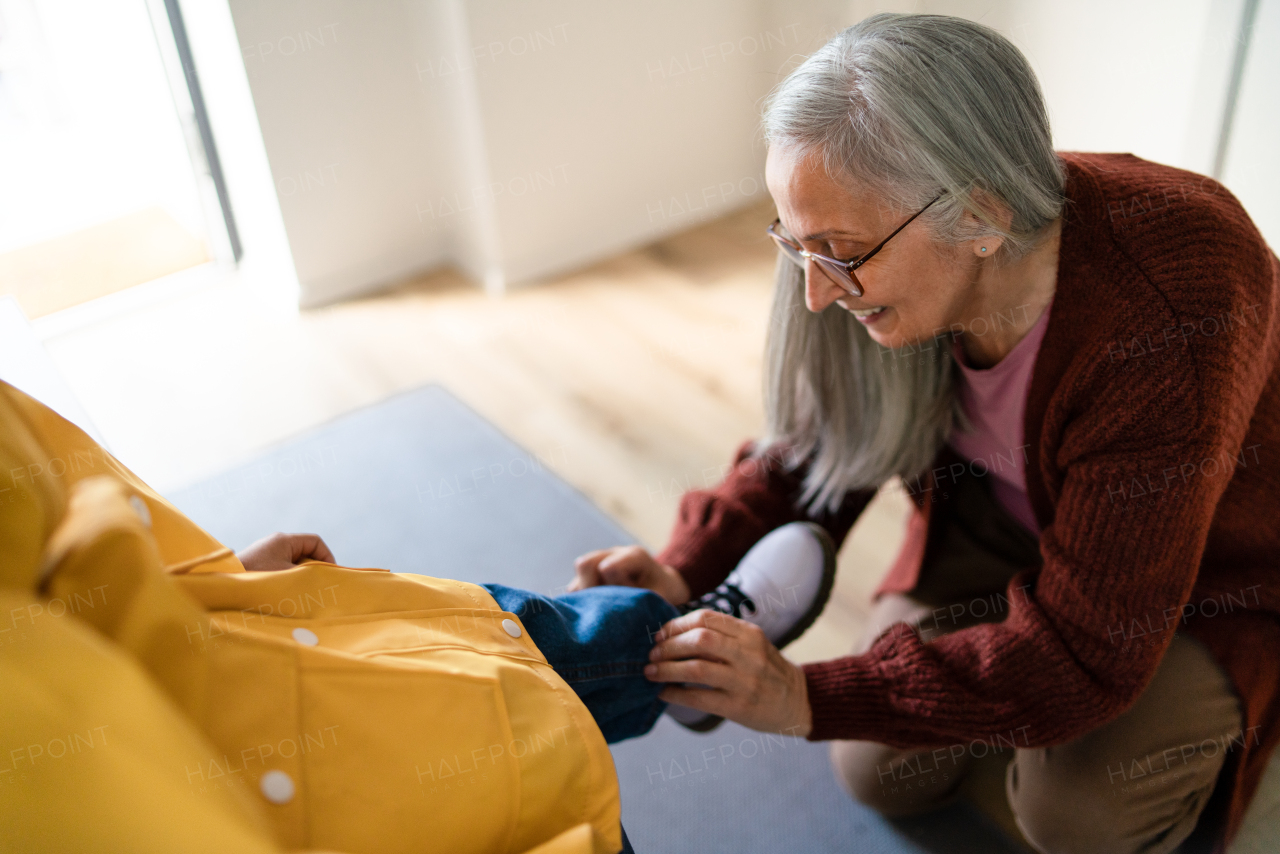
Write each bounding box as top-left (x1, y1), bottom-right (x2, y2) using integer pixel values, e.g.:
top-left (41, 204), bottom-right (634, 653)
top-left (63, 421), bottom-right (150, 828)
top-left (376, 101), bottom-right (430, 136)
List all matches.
top-left (677, 580), bottom-right (756, 618)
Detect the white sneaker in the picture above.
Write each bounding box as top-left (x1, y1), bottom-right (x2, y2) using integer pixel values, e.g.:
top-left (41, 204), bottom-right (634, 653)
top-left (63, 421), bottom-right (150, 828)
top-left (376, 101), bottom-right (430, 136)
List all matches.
top-left (665, 522), bottom-right (837, 732)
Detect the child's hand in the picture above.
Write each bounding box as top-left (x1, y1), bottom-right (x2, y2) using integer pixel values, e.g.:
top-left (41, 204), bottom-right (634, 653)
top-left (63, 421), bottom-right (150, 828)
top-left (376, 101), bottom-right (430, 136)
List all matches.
top-left (568, 545), bottom-right (691, 605)
top-left (237, 532), bottom-right (335, 572)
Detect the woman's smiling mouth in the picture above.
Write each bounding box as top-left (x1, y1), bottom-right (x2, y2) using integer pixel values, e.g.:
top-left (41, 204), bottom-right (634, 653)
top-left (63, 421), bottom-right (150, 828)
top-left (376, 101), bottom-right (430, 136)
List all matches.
top-left (848, 305), bottom-right (888, 323)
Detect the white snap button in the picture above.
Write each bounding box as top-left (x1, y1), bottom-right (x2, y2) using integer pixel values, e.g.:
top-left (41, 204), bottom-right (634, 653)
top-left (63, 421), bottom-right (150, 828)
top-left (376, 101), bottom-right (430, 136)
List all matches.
top-left (502, 619), bottom-right (522, 638)
top-left (128, 495), bottom-right (151, 527)
top-left (291, 627), bottom-right (319, 646)
top-left (259, 770), bottom-right (295, 804)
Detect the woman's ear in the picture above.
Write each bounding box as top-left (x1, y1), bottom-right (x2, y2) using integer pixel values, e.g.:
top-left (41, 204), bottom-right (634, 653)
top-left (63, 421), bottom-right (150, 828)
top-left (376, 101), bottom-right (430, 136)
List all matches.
top-left (972, 235), bottom-right (1005, 258)
top-left (963, 187), bottom-right (1013, 259)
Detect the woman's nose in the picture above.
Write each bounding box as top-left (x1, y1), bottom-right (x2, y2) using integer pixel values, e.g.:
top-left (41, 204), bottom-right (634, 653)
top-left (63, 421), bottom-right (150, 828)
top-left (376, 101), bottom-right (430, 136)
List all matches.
top-left (804, 260), bottom-right (847, 313)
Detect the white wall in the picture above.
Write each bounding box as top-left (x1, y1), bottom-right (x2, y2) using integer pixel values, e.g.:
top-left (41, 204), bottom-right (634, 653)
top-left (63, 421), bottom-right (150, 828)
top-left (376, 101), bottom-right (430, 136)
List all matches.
top-left (1221, 0), bottom-right (1280, 248)
top-left (459, 0), bottom-right (774, 287)
top-left (994, 0), bottom-right (1276, 246)
top-left (226, 0), bottom-right (455, 305)
top-left (220, 0), bottom-right (837, 305)
top-left (204, 0), bottom-right (1275, 306)
top-left (1001, 0), bottom-right (1220, 171)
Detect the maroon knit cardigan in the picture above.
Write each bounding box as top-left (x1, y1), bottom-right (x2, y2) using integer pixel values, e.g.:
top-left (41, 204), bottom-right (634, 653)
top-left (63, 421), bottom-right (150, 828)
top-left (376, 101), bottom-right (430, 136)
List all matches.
top-left (657, 153), bottom-right (1280, 849)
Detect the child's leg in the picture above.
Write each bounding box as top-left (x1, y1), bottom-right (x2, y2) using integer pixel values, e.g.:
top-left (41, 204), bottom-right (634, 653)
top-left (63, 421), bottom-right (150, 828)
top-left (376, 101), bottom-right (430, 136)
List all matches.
top-left (482, 584), bottom-right (679, 744)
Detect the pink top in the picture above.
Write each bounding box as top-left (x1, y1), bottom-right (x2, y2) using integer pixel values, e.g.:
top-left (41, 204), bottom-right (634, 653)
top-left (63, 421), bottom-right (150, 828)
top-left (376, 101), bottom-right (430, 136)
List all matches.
top-left (947, 299), bottom-right (1054, 535)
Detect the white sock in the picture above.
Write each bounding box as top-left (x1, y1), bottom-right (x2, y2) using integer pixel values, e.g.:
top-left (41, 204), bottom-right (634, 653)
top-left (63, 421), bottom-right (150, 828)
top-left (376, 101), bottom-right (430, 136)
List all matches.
top-left (723, 523), bottom-right (826, 643)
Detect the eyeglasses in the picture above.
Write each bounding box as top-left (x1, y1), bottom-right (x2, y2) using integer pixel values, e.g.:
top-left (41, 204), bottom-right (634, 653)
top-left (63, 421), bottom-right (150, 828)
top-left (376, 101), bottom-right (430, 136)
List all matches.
top-left (766, 194), bottom-right (943, 299)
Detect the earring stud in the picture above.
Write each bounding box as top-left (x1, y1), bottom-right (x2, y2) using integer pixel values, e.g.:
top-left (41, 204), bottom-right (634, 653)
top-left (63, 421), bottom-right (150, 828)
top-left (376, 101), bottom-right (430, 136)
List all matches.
top-left (980, 247), bottom-right (987, 252)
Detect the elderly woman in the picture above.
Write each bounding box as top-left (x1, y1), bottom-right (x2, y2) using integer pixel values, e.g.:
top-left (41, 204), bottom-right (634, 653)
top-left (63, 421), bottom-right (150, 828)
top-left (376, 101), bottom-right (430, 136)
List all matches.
top-left (572, 13), bottom-right (1279, 854)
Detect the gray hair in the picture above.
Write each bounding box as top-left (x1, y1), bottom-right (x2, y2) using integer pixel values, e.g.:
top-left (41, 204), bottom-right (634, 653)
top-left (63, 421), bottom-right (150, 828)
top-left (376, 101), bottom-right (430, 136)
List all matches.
top-left (759, 14), bottom-right (1065, 512)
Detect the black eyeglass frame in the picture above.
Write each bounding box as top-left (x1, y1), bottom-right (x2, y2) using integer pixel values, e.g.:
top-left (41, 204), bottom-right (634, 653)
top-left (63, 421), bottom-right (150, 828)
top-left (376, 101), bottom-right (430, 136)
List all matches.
top-left (767, 193), bottom-right (944, 299)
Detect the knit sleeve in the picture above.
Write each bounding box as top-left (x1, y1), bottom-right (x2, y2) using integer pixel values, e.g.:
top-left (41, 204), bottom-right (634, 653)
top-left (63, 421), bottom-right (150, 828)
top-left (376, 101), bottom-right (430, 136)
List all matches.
top-left (802, 281), bottom-right (1272, 745)
top-left (656, 441), bottom-right (877, 599)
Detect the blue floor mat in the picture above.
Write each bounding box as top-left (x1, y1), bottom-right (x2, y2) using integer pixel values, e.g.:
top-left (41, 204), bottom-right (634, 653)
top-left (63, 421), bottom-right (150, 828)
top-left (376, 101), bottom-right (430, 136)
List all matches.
top-left (169, 384), bottom-right (1026, 854)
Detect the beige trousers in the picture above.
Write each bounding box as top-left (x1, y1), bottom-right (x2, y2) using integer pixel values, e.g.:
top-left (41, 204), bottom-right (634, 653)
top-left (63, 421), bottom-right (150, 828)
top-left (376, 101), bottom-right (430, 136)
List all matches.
top-left (829, 593), bottom-right (1245, 854)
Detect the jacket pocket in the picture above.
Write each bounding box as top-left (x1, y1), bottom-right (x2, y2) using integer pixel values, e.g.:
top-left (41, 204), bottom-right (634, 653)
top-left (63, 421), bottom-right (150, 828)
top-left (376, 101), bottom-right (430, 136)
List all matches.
top-left (297, 661), bottom-right (521, 854)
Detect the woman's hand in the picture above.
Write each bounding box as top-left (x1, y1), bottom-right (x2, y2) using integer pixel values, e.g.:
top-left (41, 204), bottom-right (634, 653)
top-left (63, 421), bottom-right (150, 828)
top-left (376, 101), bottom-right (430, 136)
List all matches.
top-left (568, 545), bottom-right (691, 605)
top-left (237, 532), bottom-right (335, 572)
top-left (645, 609), bottom-right (813, 736)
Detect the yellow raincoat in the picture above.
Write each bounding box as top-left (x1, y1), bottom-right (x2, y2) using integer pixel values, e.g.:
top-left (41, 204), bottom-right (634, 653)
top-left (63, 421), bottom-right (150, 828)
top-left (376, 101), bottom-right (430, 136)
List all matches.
top-left (0, 380), bottom-right (622, 854)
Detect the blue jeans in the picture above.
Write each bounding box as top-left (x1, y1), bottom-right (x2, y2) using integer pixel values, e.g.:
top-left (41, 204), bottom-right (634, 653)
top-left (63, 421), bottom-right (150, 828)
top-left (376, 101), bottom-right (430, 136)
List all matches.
top-left (481, 583), bottom-right (680, 744)
top-left (482, 584), bottom-right (680, 854)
